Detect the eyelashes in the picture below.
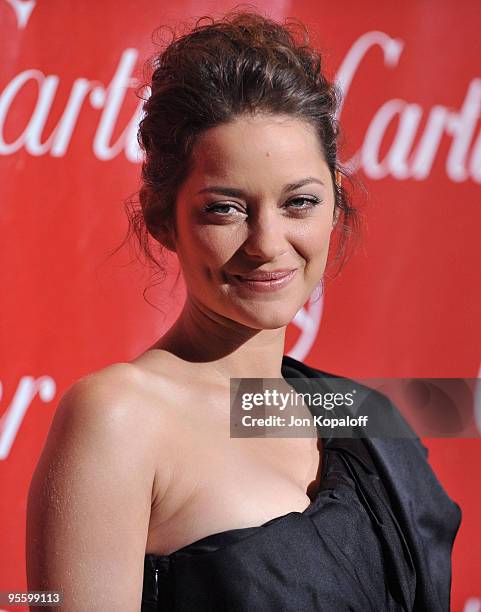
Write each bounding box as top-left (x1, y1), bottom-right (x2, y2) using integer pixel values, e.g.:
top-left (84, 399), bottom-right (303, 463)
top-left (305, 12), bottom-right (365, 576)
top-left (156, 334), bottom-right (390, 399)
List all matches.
top-left (204, 196), bottom-right (323, 217)
top-left (286, 196), bottom-right (322, 210)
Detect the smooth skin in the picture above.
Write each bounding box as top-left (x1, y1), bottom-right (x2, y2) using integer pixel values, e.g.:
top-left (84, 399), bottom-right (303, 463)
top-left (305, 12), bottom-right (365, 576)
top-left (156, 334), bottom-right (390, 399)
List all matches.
top-left (26, 113), bottom-right (340, 611)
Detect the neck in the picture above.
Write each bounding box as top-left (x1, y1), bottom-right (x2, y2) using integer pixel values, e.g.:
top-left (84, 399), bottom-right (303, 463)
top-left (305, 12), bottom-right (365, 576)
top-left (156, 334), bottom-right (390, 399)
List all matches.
top-left (151, 296), bottom-right (288, 381)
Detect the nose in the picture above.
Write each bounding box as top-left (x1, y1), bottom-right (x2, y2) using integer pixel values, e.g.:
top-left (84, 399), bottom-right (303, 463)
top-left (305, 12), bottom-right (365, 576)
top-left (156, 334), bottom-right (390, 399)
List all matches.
top-left (241, 205), bottom-right (291, 261)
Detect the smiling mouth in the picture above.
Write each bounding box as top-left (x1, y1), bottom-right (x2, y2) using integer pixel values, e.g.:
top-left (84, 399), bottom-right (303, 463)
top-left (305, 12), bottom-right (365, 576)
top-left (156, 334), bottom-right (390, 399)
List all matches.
top-left (230, 269), bottom-right (298, 292)
top-left (235, 269), bottom-right (297, 281)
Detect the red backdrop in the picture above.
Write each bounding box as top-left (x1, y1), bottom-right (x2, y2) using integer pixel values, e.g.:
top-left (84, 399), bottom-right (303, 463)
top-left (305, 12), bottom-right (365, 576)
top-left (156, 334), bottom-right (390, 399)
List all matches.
top-left (1, 1), bottom-right (480, 610)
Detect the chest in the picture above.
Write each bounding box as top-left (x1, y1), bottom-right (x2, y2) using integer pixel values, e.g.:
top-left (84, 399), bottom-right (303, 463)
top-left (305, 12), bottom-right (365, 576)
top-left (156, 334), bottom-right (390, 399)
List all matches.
top-left (146, 419), bottom-right (323, 556)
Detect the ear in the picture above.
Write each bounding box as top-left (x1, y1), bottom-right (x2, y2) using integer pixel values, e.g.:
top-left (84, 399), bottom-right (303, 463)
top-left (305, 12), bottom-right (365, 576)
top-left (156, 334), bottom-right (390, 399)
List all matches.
top-left (332, 205), bottom-right (341, 228)
top-left (335, 169), bottom-right (342, 189)
top-left (332, 170), bottom-right (342, 228)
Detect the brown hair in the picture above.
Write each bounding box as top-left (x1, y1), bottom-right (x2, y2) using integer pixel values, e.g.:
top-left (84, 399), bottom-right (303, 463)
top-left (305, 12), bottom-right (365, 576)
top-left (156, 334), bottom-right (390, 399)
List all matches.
top-left (121, 7), bottom-right (364, 299)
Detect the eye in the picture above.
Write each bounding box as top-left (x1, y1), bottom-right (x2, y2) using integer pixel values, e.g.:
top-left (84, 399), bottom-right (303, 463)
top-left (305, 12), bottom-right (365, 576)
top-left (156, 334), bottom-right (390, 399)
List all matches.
top-left (203, 196), bottom-right (322, 217)
top-left (285, 196), bottom-right (322, 211)
top-left (203, 202), bottom-right (244, 216)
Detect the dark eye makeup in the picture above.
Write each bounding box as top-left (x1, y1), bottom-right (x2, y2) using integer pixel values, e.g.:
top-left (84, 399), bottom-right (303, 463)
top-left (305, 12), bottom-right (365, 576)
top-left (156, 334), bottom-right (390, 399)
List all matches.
top-left (203, 196), bottom-right (323, 216)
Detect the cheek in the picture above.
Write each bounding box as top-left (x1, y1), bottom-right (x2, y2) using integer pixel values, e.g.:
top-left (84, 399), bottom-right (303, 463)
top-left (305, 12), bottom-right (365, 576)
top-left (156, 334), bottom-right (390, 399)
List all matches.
top-left (295, 219), bottom-right (333, 264)
top-left (197, 227), bottom-right (240, 263)
top-left (178, 224), bottom-right (241, 275)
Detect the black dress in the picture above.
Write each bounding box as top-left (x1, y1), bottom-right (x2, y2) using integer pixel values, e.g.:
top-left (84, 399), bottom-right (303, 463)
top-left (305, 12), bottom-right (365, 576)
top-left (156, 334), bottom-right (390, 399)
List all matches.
top-left (141, 355), bottom-right (462, 611)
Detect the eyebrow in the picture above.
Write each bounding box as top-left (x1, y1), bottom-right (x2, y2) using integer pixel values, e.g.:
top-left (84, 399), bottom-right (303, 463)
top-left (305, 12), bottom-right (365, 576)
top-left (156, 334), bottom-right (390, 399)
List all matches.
top-left (196, 177), bottom-right (325, 197)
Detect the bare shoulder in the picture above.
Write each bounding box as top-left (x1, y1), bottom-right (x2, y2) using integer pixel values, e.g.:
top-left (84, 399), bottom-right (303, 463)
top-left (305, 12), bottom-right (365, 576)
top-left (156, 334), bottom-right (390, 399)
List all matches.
top-left (30, 359), bottom-right (180, 531)
top-left (46, 361), bottom-right (181, 495)
top-left (29, 360), bottom-right (168, 515)
top-left (60, 361), bottom-right (150, 413)
top-left (26, 361), bottom-right (179, 609)
top-left (55, 361), bottom-right (173, 440)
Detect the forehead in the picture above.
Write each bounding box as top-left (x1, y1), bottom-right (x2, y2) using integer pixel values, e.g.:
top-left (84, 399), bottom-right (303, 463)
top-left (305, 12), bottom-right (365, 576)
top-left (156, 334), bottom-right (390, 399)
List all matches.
top-left (187, 113), bottom-right (329, 183)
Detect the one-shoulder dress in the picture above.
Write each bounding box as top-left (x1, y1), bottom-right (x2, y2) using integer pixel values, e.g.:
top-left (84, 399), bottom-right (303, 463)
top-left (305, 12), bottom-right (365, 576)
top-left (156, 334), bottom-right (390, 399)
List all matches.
top-left (141, 355), bottom-right (462, 611)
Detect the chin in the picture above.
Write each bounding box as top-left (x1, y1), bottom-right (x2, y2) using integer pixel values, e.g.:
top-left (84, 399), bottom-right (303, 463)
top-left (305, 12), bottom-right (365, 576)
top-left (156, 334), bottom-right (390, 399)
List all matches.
top-left (230, 303), bottom-right (299, 330)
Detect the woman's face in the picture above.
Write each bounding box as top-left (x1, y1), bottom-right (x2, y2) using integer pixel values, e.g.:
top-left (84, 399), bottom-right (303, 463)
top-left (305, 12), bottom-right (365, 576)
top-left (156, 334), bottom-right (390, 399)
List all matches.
top-left (170, 113), bottom-right (337, 330)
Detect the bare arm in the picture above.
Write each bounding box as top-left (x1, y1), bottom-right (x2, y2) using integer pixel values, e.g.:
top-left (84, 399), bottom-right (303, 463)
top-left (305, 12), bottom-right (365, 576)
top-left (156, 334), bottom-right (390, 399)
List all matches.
top-left (26, 366), bottom-right (159, 611)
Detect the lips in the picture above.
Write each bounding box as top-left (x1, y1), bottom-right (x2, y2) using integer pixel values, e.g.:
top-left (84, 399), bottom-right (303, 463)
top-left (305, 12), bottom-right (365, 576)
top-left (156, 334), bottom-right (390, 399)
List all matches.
top-left (229, 269), bottom-right (298, 292)
top-left (233, 269), bottom-right (296, 281)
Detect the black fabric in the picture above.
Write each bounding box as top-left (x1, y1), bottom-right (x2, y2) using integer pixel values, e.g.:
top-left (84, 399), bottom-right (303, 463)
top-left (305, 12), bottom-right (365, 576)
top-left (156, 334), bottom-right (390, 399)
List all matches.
top-left (141, 355), bottom-right (462, 611)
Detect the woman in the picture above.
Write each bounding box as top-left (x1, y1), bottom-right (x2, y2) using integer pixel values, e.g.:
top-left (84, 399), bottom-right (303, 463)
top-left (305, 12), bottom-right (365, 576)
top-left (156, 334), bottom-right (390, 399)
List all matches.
top-left (26, 10), bottom-right (461, 611)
